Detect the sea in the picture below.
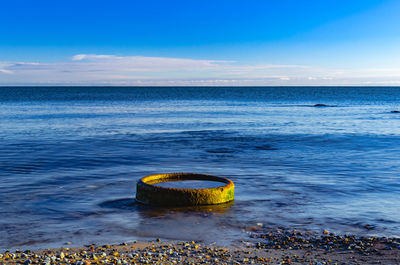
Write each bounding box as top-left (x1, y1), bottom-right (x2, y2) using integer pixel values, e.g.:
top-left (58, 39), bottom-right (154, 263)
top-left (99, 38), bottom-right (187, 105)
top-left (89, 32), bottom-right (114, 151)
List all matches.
top-left (1, 86), bottom-right (400, 250)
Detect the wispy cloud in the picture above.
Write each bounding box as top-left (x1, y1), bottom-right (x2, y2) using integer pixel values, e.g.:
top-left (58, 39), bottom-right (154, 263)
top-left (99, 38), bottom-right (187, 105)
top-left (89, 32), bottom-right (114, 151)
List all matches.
top-left (1, 54), bottom-right (400, 86)
top-left (0, 63), bottom-right (15, 74)
top-left (0, 69), bottom-right (13, 74)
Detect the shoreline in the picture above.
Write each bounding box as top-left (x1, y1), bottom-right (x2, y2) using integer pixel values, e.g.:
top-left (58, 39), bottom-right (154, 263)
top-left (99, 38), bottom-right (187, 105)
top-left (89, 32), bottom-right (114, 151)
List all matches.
top-left (2, 229), bottom-right (400, 264)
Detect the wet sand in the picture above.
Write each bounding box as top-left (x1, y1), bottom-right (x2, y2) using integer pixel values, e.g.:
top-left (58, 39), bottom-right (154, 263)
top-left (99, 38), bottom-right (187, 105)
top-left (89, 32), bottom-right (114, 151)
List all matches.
top-left (2, 228), bottom-right (400, 264)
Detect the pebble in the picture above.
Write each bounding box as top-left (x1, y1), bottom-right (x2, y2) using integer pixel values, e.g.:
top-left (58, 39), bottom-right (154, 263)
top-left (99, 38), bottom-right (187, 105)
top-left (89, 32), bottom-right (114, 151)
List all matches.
top-left (1, 230), bottom-right (399, 265)
top-left (250, 226), bottom-right (400, 260)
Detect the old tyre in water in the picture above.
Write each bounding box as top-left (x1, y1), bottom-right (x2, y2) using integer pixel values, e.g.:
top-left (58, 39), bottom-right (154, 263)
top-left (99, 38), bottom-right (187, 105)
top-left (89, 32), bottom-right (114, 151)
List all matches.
top-left (136, 173), bottom-right (235, 206)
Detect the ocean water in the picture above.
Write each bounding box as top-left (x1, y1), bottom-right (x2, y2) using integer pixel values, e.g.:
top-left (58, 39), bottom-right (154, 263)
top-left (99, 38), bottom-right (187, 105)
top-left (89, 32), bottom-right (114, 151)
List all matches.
top-left (153, 180), bottom-right (226, 189)
top-left (1, 86), bottom-right (400, 250)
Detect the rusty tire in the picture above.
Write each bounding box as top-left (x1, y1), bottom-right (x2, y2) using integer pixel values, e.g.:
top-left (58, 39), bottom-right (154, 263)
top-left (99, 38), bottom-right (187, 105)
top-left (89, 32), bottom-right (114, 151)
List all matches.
top-left (136, 173), bottom-right (235, 206)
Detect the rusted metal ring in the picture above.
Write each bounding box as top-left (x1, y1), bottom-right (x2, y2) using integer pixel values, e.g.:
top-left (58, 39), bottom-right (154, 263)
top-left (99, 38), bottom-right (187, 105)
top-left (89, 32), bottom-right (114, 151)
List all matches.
top-left (136, 173), bottom-right (235, 206)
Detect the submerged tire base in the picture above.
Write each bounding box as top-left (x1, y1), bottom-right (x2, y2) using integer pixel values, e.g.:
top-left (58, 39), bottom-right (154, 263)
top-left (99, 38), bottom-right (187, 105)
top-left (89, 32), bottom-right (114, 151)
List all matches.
top-left (136, 173), bottom-right (235, 206)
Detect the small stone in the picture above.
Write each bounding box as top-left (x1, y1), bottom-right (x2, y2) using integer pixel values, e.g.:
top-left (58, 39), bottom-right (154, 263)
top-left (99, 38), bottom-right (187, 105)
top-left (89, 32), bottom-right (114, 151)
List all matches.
top-left (392, 242), bottom-right (400, 248)
top-left (43, 257), bottom-right (51, 265)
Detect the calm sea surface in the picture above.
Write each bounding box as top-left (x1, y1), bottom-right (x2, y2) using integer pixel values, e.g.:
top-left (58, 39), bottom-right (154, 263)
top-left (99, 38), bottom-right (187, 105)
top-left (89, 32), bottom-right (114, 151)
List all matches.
top-left (1, 86), bottom-right (400, 250)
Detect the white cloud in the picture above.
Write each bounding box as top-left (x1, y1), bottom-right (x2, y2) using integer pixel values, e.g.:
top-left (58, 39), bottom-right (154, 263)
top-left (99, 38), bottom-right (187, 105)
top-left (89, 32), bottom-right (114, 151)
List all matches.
top-left (0, 69), bottom-right (13, 74)
top-left (71, 54), bottom-right (117, 61)
top-left (0, 63), bottom-right (15, 74)
top-left (1, 54), bottom-right (400, 85)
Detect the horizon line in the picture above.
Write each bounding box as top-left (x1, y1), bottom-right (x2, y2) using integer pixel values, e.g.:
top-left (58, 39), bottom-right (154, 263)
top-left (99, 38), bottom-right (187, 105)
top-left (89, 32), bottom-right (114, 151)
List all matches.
top-left (1, 85), bottom-right (400, 88)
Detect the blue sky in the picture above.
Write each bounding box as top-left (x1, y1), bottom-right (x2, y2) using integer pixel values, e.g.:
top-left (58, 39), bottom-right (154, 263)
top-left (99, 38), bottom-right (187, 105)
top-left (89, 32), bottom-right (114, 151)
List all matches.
top-left (1, 0), bottom-right (400, 85)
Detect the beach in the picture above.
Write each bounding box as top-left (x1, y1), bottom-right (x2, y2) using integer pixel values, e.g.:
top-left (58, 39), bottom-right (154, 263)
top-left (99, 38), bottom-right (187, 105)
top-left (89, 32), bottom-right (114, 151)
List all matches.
top-left (3, 0), bottom-right (400, 263)
top-left (2, 228), bottom-right (400, 264)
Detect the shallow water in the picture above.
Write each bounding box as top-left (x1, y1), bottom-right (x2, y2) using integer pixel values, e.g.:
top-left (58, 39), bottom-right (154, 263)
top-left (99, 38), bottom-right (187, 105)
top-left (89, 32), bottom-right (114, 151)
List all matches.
top-left (1, 86), bottom-right (400, 250)
top-left (152, 180), bottom-right (226, 189)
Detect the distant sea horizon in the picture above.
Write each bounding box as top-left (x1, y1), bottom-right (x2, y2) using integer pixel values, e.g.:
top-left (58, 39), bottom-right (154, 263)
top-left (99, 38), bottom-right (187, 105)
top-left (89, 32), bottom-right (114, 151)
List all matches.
top-left (2, 85), bottom-right (400, 87)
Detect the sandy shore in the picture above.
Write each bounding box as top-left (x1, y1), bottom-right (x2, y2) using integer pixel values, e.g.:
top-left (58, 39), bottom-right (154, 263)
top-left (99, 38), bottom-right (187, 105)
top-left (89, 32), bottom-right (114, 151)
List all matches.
top-left (1, 228), bottom-right (400, 264)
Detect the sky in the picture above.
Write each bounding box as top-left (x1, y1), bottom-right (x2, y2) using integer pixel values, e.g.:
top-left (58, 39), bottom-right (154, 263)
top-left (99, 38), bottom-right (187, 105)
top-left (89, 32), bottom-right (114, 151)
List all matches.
top-left (1, 0), bottom-right (400, 86)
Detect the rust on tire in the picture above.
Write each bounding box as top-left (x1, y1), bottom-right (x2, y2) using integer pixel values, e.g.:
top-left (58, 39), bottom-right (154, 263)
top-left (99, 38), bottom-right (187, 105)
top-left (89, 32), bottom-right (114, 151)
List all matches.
top-left (136, 173), bottom-right (235, 206)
